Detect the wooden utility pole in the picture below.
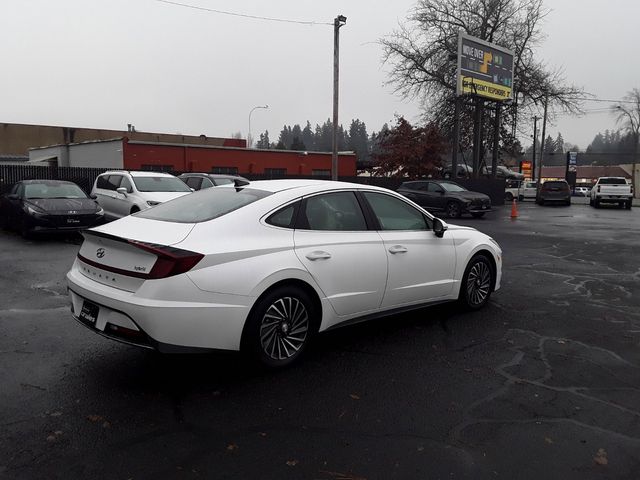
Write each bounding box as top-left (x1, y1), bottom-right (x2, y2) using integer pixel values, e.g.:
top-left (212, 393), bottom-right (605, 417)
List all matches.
top-left (537, 96), bottom-right (549, 183)
top-left (532, 116), bottom-right (539, 181)
top-left (331, 15), bottom-right (346, 181)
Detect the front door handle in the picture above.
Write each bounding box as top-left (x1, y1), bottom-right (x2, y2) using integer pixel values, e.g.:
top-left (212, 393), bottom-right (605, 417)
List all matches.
top-left (388, 245), bottom-right (408, 254)
top-left (306, 251), bottom-right (332, 261)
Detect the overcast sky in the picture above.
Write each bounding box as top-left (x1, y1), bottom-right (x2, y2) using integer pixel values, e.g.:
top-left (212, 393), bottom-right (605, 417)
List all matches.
top-left (1, 0), bottom-right (638, 150)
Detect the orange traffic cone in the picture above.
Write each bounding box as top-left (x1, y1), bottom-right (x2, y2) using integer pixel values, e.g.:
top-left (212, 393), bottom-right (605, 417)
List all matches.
top-left (510, 198), bottom-right (519, 219)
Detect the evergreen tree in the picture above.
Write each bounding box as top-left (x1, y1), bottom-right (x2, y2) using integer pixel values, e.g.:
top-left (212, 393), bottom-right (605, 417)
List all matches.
top-left (290, 137), bottom-right (306, 151)
top-left (301, 121), bottom-right (315, 151)
top-left (255, 130), bottom-right (271, 149)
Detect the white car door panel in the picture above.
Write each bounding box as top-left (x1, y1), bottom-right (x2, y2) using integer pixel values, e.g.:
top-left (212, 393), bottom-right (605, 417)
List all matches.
top-left (378, 232), bottom-right (456, 307)
top-left (293, 191), bottom-right (388, 320)
top-left (361, 191), bottom-right (456, 308)
top-left (294, 231), bottom-right (388, 318)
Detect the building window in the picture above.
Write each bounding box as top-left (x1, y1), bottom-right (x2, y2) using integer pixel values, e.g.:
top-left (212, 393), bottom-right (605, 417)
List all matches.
top-left (211, 166), bottom-right (239, 175)
top-left (265, 168), bottom-right (287, 178)
top-left (142, 164), bottom-right (174, 172)
top-left (311, 169), bottom-right (331, 177)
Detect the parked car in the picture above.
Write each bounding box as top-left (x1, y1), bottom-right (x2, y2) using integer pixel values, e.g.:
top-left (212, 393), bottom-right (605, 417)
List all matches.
top-left (0, 180), bottom-right (104, 237)
top-left (397, 180), bottom-right (492, 218)
top-left (573, 186), bottom-right (590, 197)
top-left (504, 179), bottom-right (521, 201)
top-left (178, 172), bottom-right (250, 190)
top-left (589, 177), bottom-right (633, 209)
top-left (518, 181), bottom-right (538, 201)
top-left (536, 180), bottom-right (571, 206)
top-left (482, 165), bottom-right (525, 181)
top-left (441, 163), bottom-right (474, 179)
top-left (67, 180), bottom-right (502, 368)
top-left (91, 171), bottom-right (192, 220)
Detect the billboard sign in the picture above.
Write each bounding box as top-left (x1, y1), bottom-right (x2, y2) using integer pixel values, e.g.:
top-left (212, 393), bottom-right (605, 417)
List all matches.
top-left (567, 151), bottom-right (577, 173)
top-left (520, 160), bottom-right (532, 179)
top-left (457, 33), bottom-right (514, 102)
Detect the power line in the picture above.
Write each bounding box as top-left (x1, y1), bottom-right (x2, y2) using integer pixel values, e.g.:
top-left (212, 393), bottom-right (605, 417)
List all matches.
top-left (155, 0), bottom-right (333, 26)
top-left (576, 97), bottom-right (637, 105)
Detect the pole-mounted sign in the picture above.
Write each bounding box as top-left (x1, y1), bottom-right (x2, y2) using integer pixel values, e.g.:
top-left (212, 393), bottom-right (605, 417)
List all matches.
top-left (457, 33), bottom-right (514, 102)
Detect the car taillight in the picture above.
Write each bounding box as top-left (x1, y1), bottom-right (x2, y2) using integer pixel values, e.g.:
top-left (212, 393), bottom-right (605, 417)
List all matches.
top-left (597, 185), bottom-right (601, 193)
top-left (127, 240), bottom-right (204, 279)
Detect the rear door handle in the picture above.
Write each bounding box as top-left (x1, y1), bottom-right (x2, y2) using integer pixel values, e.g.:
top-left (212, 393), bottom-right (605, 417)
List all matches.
top-left (388, 245), bottom-right (408, 254)
top-left (306, 251), bottom-right (332, 261)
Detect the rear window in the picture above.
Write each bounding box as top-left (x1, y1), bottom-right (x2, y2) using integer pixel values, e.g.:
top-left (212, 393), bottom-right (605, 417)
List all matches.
top-left (136, 187), bottom-right (272, 223)
top-left (599, 178), bottom-right (627, 185)
top-left (132, 176), bottom-right (191, 192)
top-left (543, 181), bottom-right (568, 187)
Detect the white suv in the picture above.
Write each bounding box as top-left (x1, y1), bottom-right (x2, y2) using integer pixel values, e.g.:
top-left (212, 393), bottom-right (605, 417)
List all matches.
top-left (91, 171), bottom-right (192, 220)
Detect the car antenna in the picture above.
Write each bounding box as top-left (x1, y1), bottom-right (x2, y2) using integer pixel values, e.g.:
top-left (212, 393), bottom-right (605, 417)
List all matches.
top-left (234, 178), bottom-right (250, 190)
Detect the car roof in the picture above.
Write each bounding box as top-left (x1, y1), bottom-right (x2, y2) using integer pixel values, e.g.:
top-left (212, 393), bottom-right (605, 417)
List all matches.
top-left (19, 179), bottom-right (76, 185)
top-left (100, 170), bottom-right (175, 177)
top-left (179, 172), bottom-right (245, 178)
top-left (245, 179), bottom-right (392, 195)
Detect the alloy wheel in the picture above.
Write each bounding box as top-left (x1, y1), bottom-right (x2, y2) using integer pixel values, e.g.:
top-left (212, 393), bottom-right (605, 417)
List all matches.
top-left (259, 296), bottom-right (309, 361)
top-left (447, 202), bottom-right (461, 218)
top-left (466, 260), bottom-right (492, 307)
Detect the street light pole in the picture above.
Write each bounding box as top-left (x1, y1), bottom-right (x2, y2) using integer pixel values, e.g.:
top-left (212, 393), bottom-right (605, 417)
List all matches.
top-left (248, 105), bottom-right (269, 148)
top-left (332, 14), bottom-right (347, 181)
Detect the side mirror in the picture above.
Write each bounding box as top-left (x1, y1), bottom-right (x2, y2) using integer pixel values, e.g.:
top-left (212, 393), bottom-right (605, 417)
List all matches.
top-left (116, 187), bottom-right (128, 196)
top-left (433, 217), bottom-right (448, 238)
top-left (89, 194), bottom-right (98, 200)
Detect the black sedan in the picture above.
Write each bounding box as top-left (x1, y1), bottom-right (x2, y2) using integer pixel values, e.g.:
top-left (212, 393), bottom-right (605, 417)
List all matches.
top-left (397, 180), bottom-right (492, 218)
top-left (0, 180), bottom-right (105, 237)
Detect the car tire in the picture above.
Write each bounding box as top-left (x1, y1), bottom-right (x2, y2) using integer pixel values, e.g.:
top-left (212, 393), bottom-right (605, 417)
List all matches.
top-left (589, 198), bottom-right (594, 207)
top-left (0, 213), bottom-right (8, 231)
top-left (459, 254), bottom-right (494, 310)
top-left (626, 201), bottom-right (632, 210)
top-left (538, 199), bottom-right (544, 206)
top-left (20, 218), bottom-right (32, 239)
top-left (243, 285), bottom-right (316, 369)
top-left (446, 201), bottom-right (462, 219)
top-left (518, 195), bottom-right (524, 201)
top-left (471, 212), bottom-right (485, 218)
top-left (566, 200), bottom-right (571, 206)
top-left (594, 199), bottom-right (600, 208)
top-left (505, 192), bottom-right (513, 201)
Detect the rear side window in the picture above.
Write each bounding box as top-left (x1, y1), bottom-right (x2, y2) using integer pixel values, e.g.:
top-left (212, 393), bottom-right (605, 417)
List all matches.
top-left (599, 178), bottom-right (626, 185)
top-left (266, 202), bottom-right (300, 229)
top-left (136, 188), bottom-right (272, 223)
top-left (300, 192), bottom-right (367, 231)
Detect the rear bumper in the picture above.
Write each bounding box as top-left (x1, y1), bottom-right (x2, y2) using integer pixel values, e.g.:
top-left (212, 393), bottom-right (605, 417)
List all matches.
top-left (595, 195), bottom-right (632, 202)
top-left (66, 265), bottom-right (254, 352)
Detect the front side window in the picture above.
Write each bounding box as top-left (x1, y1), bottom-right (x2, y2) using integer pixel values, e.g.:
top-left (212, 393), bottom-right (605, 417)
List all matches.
top-left (132, 176), bottom-right (191, 193)
top-left (440, 182), bottom-right (467, 193)
top-left (427, 182), bottom-right (444, 193)
top-left (184, 177), bottom-right (202, 190)
top-left (104, 175), bottom-right (122, 191)
top-left (300, 192), bottom-right (367, 231)
top-left (136, 187), bottom-right (271, 223)
top-left (363, 192), bottom-right (430, 231)
top-left (120, 176), bottom-right (133, 193)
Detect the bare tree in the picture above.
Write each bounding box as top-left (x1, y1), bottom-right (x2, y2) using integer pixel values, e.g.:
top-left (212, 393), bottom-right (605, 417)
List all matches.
top-left (613, 88), bottom-right (640, 192)
top-left (381, 0), bottom-right (587, 158)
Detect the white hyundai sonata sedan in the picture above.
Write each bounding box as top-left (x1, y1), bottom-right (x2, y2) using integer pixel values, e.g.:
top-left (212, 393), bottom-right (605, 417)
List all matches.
top-left (67, 180), bottom-right (502, 367)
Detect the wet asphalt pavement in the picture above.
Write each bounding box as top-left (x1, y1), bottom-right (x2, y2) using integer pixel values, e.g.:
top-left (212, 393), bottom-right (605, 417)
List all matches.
top-left (1, 198), bottom-right (639, 479)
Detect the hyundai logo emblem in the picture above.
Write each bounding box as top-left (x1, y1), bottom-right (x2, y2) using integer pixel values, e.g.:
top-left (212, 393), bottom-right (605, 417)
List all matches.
top-left (96, 248), bottom-right (105, 258)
